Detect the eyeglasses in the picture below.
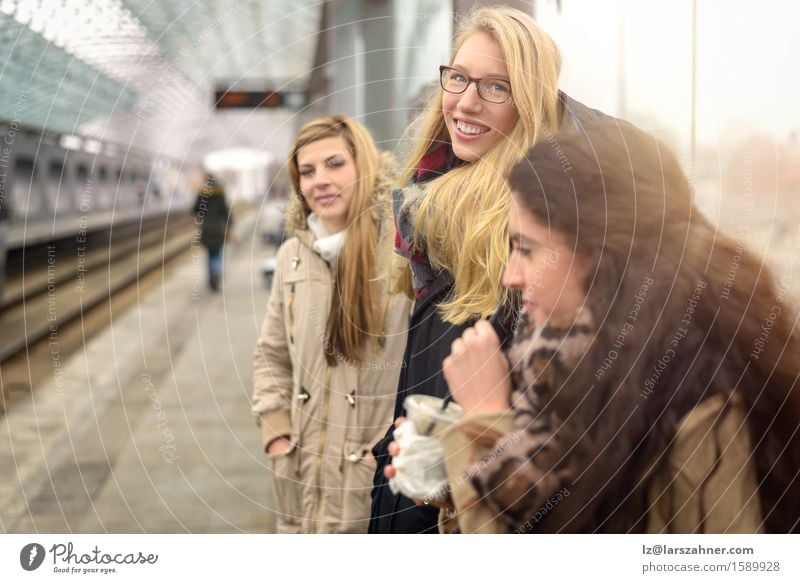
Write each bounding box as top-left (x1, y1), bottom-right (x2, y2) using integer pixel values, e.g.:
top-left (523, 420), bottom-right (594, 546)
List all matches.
top-left (439, 66), bottom-right (513, 104)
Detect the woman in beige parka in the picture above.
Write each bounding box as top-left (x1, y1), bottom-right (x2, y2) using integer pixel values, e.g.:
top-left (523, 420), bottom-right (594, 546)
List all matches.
top-left (252, 115), bottom-right (410, 533)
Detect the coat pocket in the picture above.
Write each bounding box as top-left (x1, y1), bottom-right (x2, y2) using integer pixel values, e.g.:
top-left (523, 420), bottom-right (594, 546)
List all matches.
top-left (339, 439), bottom-right (377, 533)
top-left (268, 443), bottom-right (302, 533)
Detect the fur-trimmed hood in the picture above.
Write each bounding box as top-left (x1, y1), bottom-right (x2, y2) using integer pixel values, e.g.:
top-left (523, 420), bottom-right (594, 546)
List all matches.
top-left (284, 150), bottom-right (398, 235)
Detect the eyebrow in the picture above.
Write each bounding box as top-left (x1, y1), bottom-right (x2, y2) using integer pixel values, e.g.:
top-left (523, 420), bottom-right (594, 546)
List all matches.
top-left (509, 232), bottom-right (537, 245)
top-left (449, 64), bottom-right (510, 82)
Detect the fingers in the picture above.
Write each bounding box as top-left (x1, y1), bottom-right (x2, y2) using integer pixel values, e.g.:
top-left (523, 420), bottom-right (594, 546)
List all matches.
top-left (386, 418), bottom-right (406, 475)
top-left (475, 319), bottom-right (501, 345)
top-left (266, 437), bottom-right (291, 456)
top-left (450, 320), bottom-right (501, 357)
top-left (462, 327), bottom-right (477, 342)
top-left (449, 325), bottom-right (474, 356)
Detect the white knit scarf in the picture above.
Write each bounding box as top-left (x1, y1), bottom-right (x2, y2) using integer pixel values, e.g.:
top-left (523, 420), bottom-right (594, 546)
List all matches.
top-left (307, 213), bottom-right (346, 265)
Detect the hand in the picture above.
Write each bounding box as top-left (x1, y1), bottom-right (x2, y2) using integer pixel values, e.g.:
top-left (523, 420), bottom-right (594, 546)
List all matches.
top-left (443, 319), bottom-right (512, 415)
top-left (267, 437), bottom-right (291, 456)
top-left (382, 417), bottom-right (406, 480)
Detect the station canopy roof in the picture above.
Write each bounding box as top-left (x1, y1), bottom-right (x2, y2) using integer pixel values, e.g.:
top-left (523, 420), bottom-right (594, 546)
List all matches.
top-left (0, 0), bottom-right (321, 159)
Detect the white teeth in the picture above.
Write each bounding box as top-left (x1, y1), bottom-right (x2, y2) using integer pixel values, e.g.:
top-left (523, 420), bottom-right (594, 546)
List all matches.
top-left (456, 120), bottom-right (489, 135)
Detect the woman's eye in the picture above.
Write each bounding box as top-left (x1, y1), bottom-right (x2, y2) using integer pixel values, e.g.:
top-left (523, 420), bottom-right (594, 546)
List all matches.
top-left (325, 158), bottom-right (345, 170)
top-left (452, 73), bottom-right (467, 84)
top-left (510, 241), bottom-right (532, 257)
top-left (481, 81), bottom-right (511, 100)
top-left (299, 169), bottom-right (314, 178)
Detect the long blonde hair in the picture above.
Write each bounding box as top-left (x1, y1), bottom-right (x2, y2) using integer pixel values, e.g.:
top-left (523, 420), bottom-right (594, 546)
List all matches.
top-left (402, 6), bottom-right (563, 323)
top-left (287, 115), bottom-right (386, 366)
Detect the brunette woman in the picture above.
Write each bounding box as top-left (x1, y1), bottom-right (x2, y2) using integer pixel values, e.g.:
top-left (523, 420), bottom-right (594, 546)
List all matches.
top-left (436, 123), bottom-right (800, 533)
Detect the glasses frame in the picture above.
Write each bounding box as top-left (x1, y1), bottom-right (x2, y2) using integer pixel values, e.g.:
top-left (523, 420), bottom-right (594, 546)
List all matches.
top-left (438, 65), bottom-right (513, 104)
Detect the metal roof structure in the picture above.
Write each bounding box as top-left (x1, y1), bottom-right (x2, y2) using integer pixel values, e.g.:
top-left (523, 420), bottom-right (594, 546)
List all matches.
top-left (0, 0), bottom-right (322, 159)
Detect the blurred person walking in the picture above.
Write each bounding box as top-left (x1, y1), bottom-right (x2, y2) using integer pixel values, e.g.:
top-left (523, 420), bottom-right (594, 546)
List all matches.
top-left (193, 173), bottom-right (233, 292)
top-left (0, 185), bottom-right (8, 300)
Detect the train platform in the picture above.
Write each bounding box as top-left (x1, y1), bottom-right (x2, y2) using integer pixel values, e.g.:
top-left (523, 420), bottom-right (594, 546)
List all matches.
top-left (1, 213), bottom-right (277, 533)
top-left (6, 204), bottom-right (186, 249)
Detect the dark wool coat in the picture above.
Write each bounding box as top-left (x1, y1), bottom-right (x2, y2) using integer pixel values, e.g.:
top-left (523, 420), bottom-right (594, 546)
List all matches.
top-left (193, 189), bottom-right (231, 250)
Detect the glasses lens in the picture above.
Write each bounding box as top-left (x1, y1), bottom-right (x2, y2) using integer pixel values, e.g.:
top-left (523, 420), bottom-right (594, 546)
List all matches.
top-left (477, 80), bottom-right (511, 103)
top-left (441, 68), bottom-right (467, 94)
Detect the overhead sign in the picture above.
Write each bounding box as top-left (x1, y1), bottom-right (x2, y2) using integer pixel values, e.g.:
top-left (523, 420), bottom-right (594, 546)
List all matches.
top-left (214, 90), bottom-right (305, 110)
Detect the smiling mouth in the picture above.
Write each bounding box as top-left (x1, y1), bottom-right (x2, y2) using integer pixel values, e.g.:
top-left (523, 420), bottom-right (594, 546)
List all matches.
top-left (455, 119), bottom-right (490, 136)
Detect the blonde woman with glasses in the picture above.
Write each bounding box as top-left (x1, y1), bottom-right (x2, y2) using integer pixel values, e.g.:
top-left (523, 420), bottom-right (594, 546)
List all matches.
top-left (370, 6), bottom-right (619, 533)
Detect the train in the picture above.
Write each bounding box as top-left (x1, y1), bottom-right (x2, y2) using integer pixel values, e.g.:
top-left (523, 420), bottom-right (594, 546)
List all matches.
top-left (0, 123), bottom-right (196, 249)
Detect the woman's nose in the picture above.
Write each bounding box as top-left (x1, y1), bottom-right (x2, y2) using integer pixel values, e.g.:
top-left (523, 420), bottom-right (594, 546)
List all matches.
top-left (311, 168), bottom-right (331, 188)
top-left (456, 82), bottom-right (483, 113)
top-left (502, 257), bottom-right (523, 289)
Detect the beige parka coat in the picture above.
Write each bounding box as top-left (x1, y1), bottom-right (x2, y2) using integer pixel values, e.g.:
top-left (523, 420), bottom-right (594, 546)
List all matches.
top-left (251, 155), bottom-right (411, 533)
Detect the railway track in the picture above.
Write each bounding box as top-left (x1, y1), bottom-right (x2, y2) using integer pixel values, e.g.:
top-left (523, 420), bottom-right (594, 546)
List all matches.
top-left (0, 211), bottom-right (199, 413)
